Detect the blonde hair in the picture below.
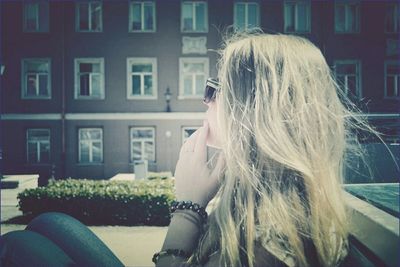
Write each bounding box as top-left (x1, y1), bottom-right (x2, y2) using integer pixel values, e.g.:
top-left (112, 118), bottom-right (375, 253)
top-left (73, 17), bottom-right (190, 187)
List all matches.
top-left (189, 30), bottom-right (386, 267)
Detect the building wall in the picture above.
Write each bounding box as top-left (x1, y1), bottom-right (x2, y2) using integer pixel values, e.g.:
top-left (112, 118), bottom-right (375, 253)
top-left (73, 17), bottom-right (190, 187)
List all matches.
top-left (1, 0), bottom-right (399, 181)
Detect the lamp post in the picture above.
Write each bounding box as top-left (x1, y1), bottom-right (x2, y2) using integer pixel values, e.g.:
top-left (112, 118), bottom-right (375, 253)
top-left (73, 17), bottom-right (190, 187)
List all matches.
top-left (164, 87), bottom-right (172, 112)
top-left (0, 63), bottom-right (4, 180)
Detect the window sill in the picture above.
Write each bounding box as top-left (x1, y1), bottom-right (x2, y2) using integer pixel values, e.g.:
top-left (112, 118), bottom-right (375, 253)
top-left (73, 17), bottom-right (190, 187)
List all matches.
top-left (177, 95), bottom-right (203, 100)
top-left (76, 163), bottom-right (104, 166)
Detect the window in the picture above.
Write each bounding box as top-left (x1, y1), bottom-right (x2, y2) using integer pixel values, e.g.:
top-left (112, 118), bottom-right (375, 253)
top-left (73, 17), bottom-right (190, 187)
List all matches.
top-left (234, 2), bottom-right (260, 31)
top-left (385, 3), bottom-right (399, 33)
top-left (130, 127), bottom-right (155, 162)
top-left (181, 1), bottom-right (208, 32)
top-left (179, 58), bottom-right (209, 99)
top-left (334, 0), bottom-right (360, 33)
top-left (129, 1), bottom-right (156, 32)
top-left (126, 58), bottom-right (157, 99)
top-left (78, 128), bottom-right (103, 163)
top-left (76, 1), bottom-right (102, 32)
top-left (23, 1), bottom-right (49, 32)
top-left (334, 60), bottom-right (362, 99)
top-left (26, 129), bottom-right (50, 164)
top-left (74, 58), bottom-right (105, 99)
top-left (21, 58), bottom-right (51, 99)
top-left (384, 61), bottom-right (400, 98)
top-left (182, 126), bottom-right (199, 144)
top-left (284, 0), bottom-right (311, 33)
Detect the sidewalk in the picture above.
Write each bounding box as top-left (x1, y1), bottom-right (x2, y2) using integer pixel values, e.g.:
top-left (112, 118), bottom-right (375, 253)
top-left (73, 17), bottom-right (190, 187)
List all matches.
top-left (1, 182), bottom-right (168, 267)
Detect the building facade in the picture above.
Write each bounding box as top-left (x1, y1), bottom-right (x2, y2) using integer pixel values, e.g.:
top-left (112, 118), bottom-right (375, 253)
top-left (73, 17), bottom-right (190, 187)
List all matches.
top-left (1, 0), bottom-right (399, 182)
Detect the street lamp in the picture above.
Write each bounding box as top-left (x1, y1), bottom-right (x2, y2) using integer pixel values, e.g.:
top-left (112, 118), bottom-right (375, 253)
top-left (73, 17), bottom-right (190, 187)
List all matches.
top-left (164, 87), bottom-right (172, 112)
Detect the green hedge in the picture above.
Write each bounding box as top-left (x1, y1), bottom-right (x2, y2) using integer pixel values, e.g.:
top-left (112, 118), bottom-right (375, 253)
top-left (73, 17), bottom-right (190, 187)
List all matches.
top-left (17, 178), bottom-right (175, 226)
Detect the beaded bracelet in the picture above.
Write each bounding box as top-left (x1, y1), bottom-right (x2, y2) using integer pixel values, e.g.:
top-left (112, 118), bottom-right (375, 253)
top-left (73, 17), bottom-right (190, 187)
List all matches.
top-left (152, 248), bottom-right (191, 264)
top-left (170, 200), bottom-right (208, 223)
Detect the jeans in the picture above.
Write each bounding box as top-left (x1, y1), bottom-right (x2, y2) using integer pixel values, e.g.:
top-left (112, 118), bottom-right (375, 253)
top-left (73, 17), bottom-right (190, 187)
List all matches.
top-left (0, 212), bottom-right (125, 267)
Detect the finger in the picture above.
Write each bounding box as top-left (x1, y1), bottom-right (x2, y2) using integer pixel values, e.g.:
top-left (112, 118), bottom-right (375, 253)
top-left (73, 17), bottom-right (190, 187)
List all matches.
top-left (194, 120), bottom-right (209, 162)
top-left (179, 130), bottom-right (199, 158)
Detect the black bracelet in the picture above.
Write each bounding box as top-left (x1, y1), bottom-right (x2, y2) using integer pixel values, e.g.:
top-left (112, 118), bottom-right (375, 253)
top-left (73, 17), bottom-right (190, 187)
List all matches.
top-left (152, 248), bottom-right (191, 264)
top-left (170, 200), bottom-right (208, 223)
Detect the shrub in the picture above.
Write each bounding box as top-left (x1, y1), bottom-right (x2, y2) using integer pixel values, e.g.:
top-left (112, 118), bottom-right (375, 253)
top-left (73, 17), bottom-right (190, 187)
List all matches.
top-left (17, 178), bottom-right (175, 226)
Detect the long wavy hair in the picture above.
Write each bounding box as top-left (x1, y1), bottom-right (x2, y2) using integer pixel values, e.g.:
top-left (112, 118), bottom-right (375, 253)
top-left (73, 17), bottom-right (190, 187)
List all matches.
top-left (188, 30), bottom-right (386, 267)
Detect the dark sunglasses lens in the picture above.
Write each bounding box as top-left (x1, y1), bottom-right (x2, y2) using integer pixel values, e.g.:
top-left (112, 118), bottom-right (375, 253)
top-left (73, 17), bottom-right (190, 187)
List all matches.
top-left (204, 85), bottom-right (216, 103)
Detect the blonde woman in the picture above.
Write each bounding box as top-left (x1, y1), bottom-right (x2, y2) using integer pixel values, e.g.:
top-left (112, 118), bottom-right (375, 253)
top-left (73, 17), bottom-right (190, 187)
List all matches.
top-left (155, 31), bottom-right (379, 267)
top-left (0, 31), bottom-right (380, 267)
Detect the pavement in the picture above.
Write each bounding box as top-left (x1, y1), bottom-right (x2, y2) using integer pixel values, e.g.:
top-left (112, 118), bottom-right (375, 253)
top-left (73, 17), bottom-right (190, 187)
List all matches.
top-left (1, 178), bottom-right (168, 267)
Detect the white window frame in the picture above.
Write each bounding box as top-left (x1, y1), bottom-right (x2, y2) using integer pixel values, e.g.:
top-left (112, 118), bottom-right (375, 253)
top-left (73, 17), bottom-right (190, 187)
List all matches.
top-left (334, 0), bottom-right (360, 34)
top-left (384, 60), bottom-right (400, 99)
top-left (181, 1), bottom-right (208, 33)
top-left (78, 128), bottom-right (103, 164)
top-left (179, 57), bottom-right (209, 100)
top-left (74, 58), bottom-right (105, 100)
top-left (385, 3), bottom-right (399, 34)
top-left (283, 0), bottom-right (311, 33)
top-left (26, 128), bottom-right (51, 164)
top-left (129, 1), bottom-right (156, 32)
top-left (21, 58), bottom-right (51, 99)
top-left (233, 2), bottom-right (260, 31)
top-left (182, 126), bottom-right (200, 144)
top-left (75, 1), bottom-right (103, 32)
top-left (22, 1), bottom-right (49, 32)
top-left (130, 127), bottom-right (156, 162)
top-left (333, 60), bottom-right (362, 99)
top-left (126, 58), bottom-right (157, 100)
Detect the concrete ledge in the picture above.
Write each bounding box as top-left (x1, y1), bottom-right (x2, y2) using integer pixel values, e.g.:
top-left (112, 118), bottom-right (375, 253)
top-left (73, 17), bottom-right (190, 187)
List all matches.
top-left (1, 174), bottom-right (39, 190)
top-left (344, 190), bottom-right (399, 267)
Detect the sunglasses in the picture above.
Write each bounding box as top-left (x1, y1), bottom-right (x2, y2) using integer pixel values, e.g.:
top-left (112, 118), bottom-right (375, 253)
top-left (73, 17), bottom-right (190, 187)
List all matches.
top-left (203, 78), bottom-right (221, 104)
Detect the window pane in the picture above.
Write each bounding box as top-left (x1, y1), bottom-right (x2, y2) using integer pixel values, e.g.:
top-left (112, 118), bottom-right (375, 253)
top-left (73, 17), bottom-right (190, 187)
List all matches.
top-left (80, 74), bottom-right (90, 96)
top-left (90, 129), bottom-right (102, 140)
top-left (27, 61), bottom-right (48, 72)
top-left (336, 63), bottom-right (356, 74)
top-left (182, 3), bottom-right (193, 31)
top-left (80, 63), bottom-right (93, 73)
top-left (29, 129), bottom-right (50, 141)
top-left (386, 76), bottom-right (395, 97)
top-left (247, 4), bottom-right (258, 28)
top-left (184, 75), bottom-right (192, 95)
top-left (348, 5), bottom-right (357, 32)
top-left (184, 63), bottom-right (204, 73)
top-left (80, 142), bottom-right (90, 162)
top-left (144, 141), bottom-right (154, 160)
top-left (25, 3), bottom-right (38, 31)
top-left (28, 142), bottom-right (38, 163)
top-left (132, 64), bottom-right (152, 72)
top-left (80, 130), bottom-right (90, 140)
top-left (92, 142), bottom-right (102, 162)
top-left (347, 76), bottom-right (357, 96)
top-left (132, 142), bottom-right (142, 160)
top-left (79, 3), bottom-right (89, 30)
top-left (132, 75), bottom-right (141, 95)
top-left (131, 3), bottom-right (142, 30)
top-left (132, 129), bottom-right (153, 138)
top-left (27, 74), bottom-right (37, 96)
top-left (285, 3), bottom-right (295, 32)
top-left (144, 3), bottom-right (154, 30)
top-left (195, 3), bottom-right (205, 31)
top-left (38, 2), bottom-right (49, 31)
top-left (40, 142), bottom-right (50, 162)
top-left (91, 74), bottom-right (101, 97)
top-left (144, 75), bottom-right (153, 95)
top-left (91, 2), bottom-right (101, 31)
top-left (38, 74), bottom-right (48, 96)
top-left (195, 75), bottom-right (204, 95)
top-left (387, 64), bottom-right (400, 74)
top-left (235, 3), bottom-right (245, 29)
top-left (297, 3), bottom-right (308, 31)
top-left (184, 129), bottom-right (197, 139)
top-left (335, 5), bottom-right (345, 32)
